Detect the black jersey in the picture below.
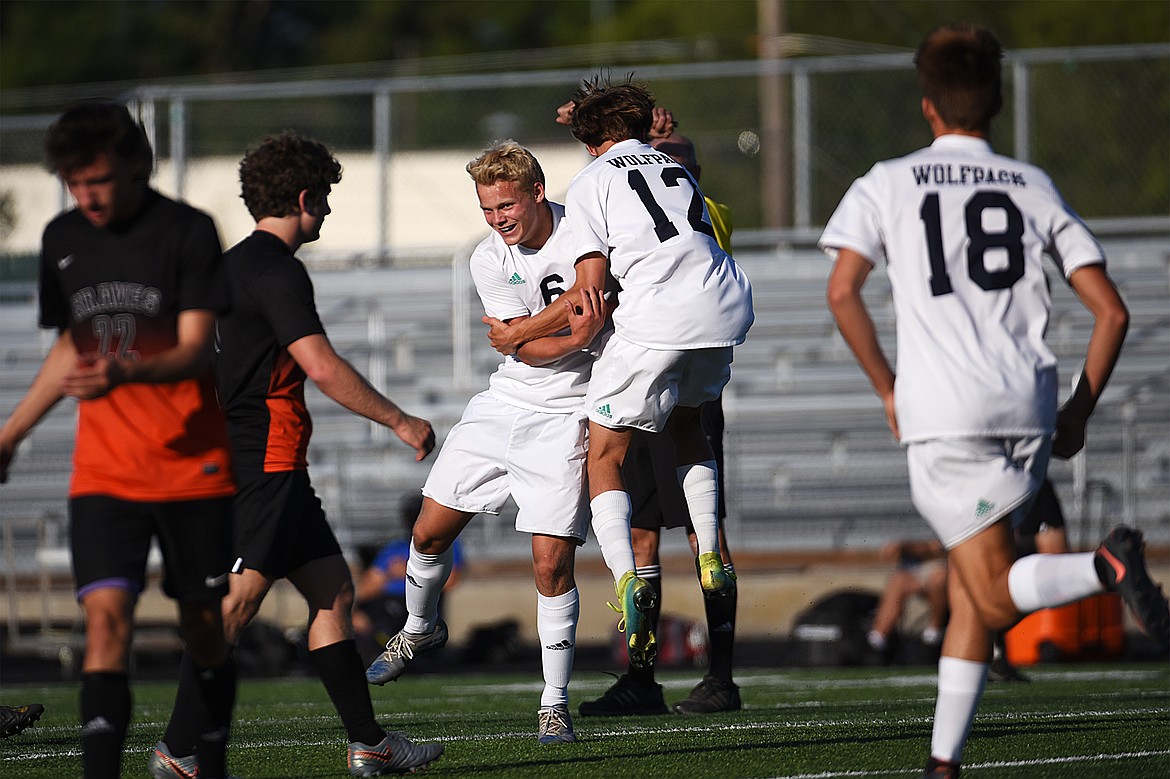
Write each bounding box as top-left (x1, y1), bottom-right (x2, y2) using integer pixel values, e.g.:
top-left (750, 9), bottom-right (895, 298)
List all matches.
top-left (38, 189), bottom-right (234, 500)
top-left (215, 230), bottom-right (326, 476)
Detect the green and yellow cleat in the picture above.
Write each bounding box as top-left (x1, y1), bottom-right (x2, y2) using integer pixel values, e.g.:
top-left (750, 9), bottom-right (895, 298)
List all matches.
top-left (608, 572), bottom-right (658, 669)
top-left (696, 551), bottom-right (736, 597)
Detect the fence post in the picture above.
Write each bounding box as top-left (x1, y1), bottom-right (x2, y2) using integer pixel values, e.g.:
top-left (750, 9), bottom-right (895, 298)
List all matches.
top-left (792, 66), bottom-right (812, 229)
top-left (169, 97), bottom-right (187, 199)
top-left (374, 87), bottom-right (392, 263)
top-left (1012, 58), bottom-right (1030, 162)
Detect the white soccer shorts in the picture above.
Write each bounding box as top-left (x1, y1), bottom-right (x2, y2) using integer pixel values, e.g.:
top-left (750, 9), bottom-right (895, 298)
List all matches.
top-left (423, 391), bottom-right (589, 541)
top-left (584, 333), bottom-right (732, 432)
top-left (906, 434), bottom-right (1052, 549)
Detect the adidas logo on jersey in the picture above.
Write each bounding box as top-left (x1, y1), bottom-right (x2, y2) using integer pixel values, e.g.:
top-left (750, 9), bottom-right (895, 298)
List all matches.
top-left (507, 272), bottom-right (526, 285)
top-left (544, 639), bottom-right (574, 651)
top-left (975, 498), bottom-right (996, 518)
top-left (595, 404), bottom-right (612, 419)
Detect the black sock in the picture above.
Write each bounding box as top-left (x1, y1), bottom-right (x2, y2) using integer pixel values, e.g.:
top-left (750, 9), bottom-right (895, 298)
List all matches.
top-left (162, 652), bottom-right (199, 757)
top-left (704, 571), bottom-right (737, 682)
top-left (192, 656), bottom-right (236, 779)
top-left (80, 671), bottom-right (131, 779)
top-left (310, 639), bottom-right (384, 745)
top-left (628, 573), bottom-right (661, 686)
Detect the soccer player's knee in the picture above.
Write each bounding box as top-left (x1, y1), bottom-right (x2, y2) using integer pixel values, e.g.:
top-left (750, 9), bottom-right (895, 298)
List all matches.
top-left (972, 593), bottom-right (1018, 632)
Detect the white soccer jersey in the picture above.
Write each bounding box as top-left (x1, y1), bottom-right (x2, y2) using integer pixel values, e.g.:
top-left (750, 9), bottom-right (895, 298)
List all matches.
top-left (470, 201), bottom-right (596, 413)
top-left (819, 134), bottom-right (1105, 442)
top-left (566, 139), bottom-right (754, 350)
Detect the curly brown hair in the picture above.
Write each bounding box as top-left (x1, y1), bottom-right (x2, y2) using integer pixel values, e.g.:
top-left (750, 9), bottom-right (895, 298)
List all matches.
top-left (568, 75), bottom-right (655, 147)
top-left (45, 101), bottom-right (153, 178)
top-left (239, 131), bottom-right (342, 220)
top-left (914, 23), bottom-right (1003, 131)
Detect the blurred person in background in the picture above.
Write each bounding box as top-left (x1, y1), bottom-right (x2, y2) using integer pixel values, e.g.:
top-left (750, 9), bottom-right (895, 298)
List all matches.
top-left (0, 101), bottom-right (237, 779)
top-left (353, 492), bottom-right (463, 662)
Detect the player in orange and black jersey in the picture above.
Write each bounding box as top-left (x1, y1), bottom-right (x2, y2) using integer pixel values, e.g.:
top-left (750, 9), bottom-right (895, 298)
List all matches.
top-left (0, 102), bottom-right (236, 779)
top-left (152, 131), bottom-right (443, 778)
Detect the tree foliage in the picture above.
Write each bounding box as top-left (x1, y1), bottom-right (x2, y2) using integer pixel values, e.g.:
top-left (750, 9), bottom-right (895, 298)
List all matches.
top-left (2, 1), bottom-right (1165, 92)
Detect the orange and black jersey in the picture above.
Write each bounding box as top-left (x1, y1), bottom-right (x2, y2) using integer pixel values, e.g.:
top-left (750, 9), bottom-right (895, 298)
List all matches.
top-left (39, 189), bottom-right (235, 501)
top-left (215, 231), bottom-right (325, 476)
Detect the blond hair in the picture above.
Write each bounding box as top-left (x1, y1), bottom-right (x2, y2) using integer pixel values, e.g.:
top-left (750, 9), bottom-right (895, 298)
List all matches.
top-left (466, 140), bottom-right (545, 196)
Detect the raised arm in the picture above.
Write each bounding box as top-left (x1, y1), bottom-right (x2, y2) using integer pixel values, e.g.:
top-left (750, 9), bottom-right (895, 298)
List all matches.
top-left (287, 333), bottom-right (435, 461)
top-left (1053, 263), bottom-right (1129, 459)
top-left (827, 248), bottom-right (899, 441)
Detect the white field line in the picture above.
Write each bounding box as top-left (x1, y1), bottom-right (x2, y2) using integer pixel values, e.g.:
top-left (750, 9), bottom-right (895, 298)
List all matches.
top-left (762, 750), bottom-right (1170, 779)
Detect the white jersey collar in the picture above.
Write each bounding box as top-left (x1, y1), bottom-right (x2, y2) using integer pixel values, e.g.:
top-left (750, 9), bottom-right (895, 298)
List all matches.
top-left (930, 134), bottom-right (993, 154)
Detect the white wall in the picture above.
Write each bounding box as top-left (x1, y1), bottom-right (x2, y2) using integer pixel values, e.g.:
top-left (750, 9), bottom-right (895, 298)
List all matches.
top-left (0, 144), bottom-right (592, 260)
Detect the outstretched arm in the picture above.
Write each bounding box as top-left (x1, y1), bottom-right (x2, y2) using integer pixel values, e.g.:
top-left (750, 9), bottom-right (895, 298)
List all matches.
top-left (288, 333), bottom-right (436, 461)
top-left (0, 330), bottom-right (76, 483)
top-left (484, 254), bottom-right (608, 355)
top-left (827, 248), bottom-right (899, 440)
top-left (1054, 264), bottom-right (1129, 459)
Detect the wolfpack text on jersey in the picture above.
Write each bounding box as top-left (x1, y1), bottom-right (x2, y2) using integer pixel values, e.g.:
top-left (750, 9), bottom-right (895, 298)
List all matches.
top-left (819, 135), bottom-right (1105, 442)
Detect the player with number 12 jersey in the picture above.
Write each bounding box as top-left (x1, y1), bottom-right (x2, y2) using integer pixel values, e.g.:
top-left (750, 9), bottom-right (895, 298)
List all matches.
top-left (819, 136), bottom-right (1105, 442)
top-left (566, 139), bottom-right (753, 351)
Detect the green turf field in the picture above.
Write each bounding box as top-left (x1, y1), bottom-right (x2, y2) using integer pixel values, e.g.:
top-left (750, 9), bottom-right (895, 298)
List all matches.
top-left (2, 663), bottom-right (1167, 778)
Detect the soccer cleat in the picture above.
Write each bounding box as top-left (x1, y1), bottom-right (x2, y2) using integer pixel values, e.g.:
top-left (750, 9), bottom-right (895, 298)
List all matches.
top-left (365, 620), bottom-right (449, 685)
top-left (347, 731), bottom-right (444, 776)
top-left (0, 703), bottom-right (44, 738)
top-left (147, 741), bottom-right (199, 779)
top-left (921, 756), bottom-right (961, 778)
top-left (537, 704), bottom-right (577, 744)
top-left (987, 655), bottom-right (1029, 683)
top-left (578, 672), bottom-right (668, 717)
top-left (672, 675), bottom-right (742, 714)
top-left (608, 572), bottom-right (658, 669)
top-left (1094, 526), bottom-right (1170, 652)
top-left (696, 551), bottom-right (736, 597)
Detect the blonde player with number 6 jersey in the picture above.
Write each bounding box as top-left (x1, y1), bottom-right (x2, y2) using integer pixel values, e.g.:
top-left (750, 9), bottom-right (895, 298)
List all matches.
top-left (821, 23), bottom-right (1168, 779)
top-left (366, 141), bottom-right (609, 746)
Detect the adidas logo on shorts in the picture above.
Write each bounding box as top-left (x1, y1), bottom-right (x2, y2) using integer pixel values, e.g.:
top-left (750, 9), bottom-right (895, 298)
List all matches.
top-left (595, 403), bottom-right (612, 419)
top-left (975, 498), bottom-right (996, 518)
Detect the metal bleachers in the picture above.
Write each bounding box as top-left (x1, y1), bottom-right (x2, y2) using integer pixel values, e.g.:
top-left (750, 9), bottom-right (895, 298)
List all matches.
top-left (1, 235), bottom-right (1168, 569)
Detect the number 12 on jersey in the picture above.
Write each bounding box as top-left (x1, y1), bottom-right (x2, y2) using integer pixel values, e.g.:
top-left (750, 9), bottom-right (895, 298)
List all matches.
top-left (627, 167), bottom-right (717, 243)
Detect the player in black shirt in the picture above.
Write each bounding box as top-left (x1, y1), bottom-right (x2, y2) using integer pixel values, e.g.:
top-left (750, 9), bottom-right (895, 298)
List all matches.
top-left (151, 133), bottom-right (441, 777)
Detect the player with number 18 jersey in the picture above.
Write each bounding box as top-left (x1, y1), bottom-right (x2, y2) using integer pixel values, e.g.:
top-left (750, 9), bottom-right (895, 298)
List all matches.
top-left (819, 135), bottom-right (1105, 443)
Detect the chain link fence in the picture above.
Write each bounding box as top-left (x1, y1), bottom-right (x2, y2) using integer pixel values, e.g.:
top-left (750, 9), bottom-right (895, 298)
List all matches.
top-left (2, 44), bottom-right (1166, 268)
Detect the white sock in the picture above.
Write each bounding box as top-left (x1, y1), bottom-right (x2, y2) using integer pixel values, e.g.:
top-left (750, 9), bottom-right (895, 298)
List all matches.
top-left (930, 655), bottom-right (988, 765)
top-left (867, 630), bottom-right (887, 652)
top-left (677, 460), bottom-right (719, 556)
top-left (537, 589), bottom-right (579, 708)
top-left (1007, 553), bottom-right (1102, 613)
top-left (590, 491), bottom-right (636, 582)
top-left (402, 540), bottom-right (452, 634)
